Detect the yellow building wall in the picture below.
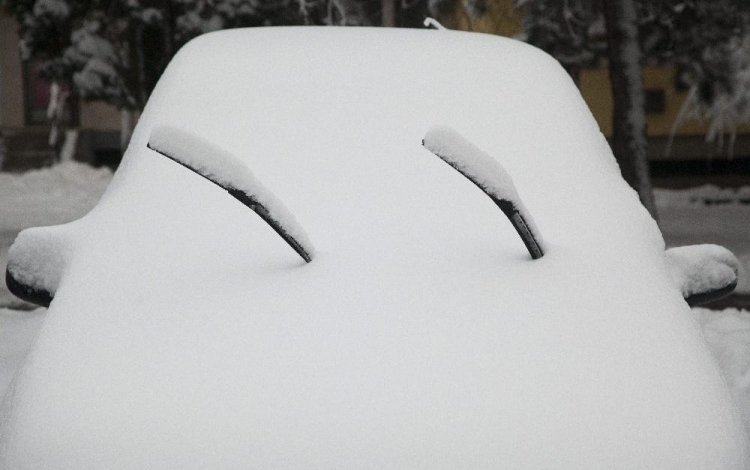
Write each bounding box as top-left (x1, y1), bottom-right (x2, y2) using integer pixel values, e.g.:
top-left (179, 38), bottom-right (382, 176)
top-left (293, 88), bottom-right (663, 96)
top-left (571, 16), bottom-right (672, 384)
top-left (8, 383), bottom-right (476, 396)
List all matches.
top-left (580, 67), bottom-right (750, 138)
top-left (441, 0), bottom-right (524, 37)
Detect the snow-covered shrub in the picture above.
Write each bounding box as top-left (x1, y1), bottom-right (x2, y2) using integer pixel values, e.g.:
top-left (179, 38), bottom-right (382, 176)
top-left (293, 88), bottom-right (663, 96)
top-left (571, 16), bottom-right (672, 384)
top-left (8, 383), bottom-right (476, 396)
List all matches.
top-left (672, 35), bottom-right (750, 155)
top-left (462, 0), bottom-right (487, 19)
top-left (428, 0), bottom-right (453, 17)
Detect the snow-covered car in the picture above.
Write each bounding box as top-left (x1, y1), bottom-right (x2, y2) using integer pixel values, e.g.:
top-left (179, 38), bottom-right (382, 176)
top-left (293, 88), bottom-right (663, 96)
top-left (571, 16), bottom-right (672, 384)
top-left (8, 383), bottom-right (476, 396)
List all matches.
top-left (2, 27), bottom-right (748, 468)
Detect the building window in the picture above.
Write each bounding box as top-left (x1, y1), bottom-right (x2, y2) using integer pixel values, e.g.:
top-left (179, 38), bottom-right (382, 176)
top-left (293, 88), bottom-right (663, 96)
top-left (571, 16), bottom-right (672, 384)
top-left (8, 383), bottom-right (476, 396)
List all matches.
top-left (23, 60), bottom-right (79, 126)
top-left (644, 89), bottom-right (666, 115)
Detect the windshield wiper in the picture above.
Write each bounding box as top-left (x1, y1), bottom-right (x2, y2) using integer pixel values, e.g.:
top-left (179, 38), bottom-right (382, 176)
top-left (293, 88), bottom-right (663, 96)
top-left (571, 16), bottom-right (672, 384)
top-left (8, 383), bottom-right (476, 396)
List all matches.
top-left (148, 126), bottom-right (315, 264)
top-left (422, 126), bottom-right (544, 260)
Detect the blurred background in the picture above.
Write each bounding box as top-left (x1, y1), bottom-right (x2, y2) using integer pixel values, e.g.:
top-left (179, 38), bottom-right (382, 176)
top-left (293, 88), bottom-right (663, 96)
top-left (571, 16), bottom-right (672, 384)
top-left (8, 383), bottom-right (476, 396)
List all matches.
top-left (1, 0), bottom-right (750, 307)
top-left (2, 1), bottom-right (750, 173)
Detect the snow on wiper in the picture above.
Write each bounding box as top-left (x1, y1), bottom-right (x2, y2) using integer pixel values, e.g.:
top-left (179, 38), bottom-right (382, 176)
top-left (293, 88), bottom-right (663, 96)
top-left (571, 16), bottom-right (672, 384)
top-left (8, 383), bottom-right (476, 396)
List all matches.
top-left (148, 126), bottom-right (315, 263)
top-left (422, 126), bottom-right (545, 260)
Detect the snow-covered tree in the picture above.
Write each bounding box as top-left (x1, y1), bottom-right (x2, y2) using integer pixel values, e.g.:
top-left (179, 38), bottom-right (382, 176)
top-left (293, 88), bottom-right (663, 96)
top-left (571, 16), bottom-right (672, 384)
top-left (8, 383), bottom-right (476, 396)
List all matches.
top-left (517, 0), bottom-right (750, 220)
top-left (1, 0), bottom-right (396, 160)
top-left (518, 0), bottom-right (656, 218)
top-left (518, 0), bottom-right (604, 82)
top-left (1, 0), bottom-right (438, 162)
top-left (2, 0), bottom-right (78, 160)
top-left (520, 0), bottom-right (750, 90)
top-left (651, 3), bottom-right (750, 155)
top-left (683, 36), bottom-right (750, 155)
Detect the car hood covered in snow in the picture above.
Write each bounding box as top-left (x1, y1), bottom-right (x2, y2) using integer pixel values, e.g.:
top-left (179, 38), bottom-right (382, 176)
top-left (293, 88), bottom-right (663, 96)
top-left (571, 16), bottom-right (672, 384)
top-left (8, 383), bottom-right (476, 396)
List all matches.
top-left (1, 27), bottom-right (748, 468)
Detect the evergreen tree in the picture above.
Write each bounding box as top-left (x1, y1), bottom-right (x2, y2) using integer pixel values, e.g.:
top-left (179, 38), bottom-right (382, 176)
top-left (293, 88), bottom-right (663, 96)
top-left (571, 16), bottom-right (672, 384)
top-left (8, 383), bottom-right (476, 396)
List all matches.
top-left (519, 0), bottom-right (604, 82)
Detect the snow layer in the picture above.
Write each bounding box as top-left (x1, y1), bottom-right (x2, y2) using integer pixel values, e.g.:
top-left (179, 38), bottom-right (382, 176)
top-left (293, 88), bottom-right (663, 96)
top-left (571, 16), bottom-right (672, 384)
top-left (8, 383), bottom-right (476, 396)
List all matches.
top-left (1, 28), bottom-right (747, 468)
top-left (0, 162), bottom-right (111, 232)
top-left (423, 126), bottom-right (521, 202)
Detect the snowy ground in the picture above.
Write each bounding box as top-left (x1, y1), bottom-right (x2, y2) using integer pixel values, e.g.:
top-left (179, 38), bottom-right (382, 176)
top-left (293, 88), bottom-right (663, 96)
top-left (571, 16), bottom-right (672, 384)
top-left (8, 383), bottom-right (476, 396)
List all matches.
top-left (658, 186), bottom-right (750, 294)
top-left (695, 307), bottom-right (750, 432)
top-left (1, 163), bottom-right (750, 434)
top-left (0, 162), bottom-right (112, 308)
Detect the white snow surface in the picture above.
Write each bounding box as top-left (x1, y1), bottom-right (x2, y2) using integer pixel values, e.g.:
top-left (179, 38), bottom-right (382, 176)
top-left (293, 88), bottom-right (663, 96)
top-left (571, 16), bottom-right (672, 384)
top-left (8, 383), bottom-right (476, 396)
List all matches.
top-left (666, 244), bottom-right (739, 298)
top-left (148, 125), bottom-right (315, 259)
top-left (696, 308), bottom-right (750, 434)
top-left (1, 28), bottom-right (747, 468)
top-left (0, 162), bottom-right (111, 231)
top-left (5, 304), bottom-right (750, 466)
top-left (0, 309), bottom-right (45, 401)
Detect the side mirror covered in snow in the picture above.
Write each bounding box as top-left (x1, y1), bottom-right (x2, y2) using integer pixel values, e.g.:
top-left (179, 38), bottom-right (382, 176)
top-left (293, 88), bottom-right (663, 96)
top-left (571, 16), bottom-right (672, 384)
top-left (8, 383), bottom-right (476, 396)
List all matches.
top-left (666, 244), bottom-right (739, 306)
top-left (5, 225), bottom-right (71, 308)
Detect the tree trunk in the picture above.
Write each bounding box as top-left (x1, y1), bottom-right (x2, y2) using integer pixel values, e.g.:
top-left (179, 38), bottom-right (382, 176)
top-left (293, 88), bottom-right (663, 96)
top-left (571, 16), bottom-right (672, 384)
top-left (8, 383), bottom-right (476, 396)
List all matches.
top-left (602, 0), bottom-right (658, 221)
top-left (135, 23), bottom-right (148, 108)
top-left (162, 2), bottom-right (174, 59)
top-left (0, 133), bottom-right (6, 171)
top-left (382, 0), bottom-right (395, 26)
top-left (59, 129), bottom-right (79, 162)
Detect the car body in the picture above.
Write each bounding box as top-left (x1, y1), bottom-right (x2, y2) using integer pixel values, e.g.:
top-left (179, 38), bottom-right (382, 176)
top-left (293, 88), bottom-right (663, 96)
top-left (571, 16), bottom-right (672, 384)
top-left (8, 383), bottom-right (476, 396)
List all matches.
top-left (1, 27), bottom-right (748, 468)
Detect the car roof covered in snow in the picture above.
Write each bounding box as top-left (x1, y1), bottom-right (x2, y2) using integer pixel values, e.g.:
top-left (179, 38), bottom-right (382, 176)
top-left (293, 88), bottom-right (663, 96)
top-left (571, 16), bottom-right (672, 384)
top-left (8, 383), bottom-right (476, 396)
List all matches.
top-left (2, 27), bottom-right (748, 468)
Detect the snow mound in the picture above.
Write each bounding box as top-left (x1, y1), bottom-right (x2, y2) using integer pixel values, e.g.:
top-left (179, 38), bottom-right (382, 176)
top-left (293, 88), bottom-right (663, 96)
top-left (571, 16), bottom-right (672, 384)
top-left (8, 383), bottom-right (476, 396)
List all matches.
top-left (0, 162), bottom-right (111, 232)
